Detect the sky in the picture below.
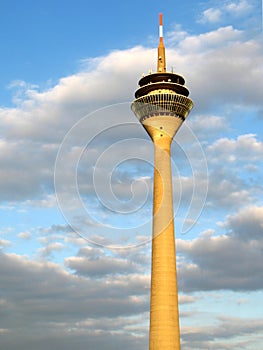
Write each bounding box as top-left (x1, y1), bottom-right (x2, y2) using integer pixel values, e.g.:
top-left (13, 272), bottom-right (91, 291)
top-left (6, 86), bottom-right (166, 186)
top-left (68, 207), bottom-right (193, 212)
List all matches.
top-left (0, 0), bottom-right (263, 349)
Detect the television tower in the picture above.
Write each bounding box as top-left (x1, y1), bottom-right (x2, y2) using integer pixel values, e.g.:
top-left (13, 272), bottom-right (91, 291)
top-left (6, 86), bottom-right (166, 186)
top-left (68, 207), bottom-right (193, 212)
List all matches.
top-left (131, 14), bottom-right (193, 349)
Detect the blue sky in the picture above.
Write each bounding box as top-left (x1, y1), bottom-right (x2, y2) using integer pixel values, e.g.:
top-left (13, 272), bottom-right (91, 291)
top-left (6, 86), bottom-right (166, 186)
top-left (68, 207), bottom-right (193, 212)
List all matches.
top-left (0, 1), bottom-right (263, 349)
top-left (0, 0), bottom-right (200, 104)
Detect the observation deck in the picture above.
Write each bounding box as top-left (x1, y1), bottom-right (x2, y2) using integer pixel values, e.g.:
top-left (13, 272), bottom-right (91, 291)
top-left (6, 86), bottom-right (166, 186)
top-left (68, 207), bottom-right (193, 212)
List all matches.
top-left (132, 72), bottom-right (193, 122)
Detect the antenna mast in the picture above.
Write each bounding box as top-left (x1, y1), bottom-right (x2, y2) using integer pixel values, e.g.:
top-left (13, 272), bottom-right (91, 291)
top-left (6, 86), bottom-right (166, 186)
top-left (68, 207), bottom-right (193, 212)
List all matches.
top-left (158, 13), bottom-right (166, 72)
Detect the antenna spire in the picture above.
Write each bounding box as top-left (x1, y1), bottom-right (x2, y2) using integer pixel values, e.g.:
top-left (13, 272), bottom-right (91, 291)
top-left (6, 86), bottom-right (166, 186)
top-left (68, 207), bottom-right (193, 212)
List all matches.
top-left (158, 13), bottom-right (166, 72)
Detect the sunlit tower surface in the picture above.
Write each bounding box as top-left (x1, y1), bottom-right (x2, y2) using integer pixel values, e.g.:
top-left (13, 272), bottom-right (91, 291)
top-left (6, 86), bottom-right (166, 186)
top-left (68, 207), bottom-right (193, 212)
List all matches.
top-left (131, 14), bottom-right (193, 349)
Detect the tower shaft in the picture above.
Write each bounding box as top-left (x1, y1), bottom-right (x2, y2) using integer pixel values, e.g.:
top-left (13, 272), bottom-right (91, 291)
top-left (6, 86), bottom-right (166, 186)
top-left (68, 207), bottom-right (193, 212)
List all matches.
top-left (143, 116), bottom-right (182, 350)
top-left (131, 14), bottom-right (193, 350)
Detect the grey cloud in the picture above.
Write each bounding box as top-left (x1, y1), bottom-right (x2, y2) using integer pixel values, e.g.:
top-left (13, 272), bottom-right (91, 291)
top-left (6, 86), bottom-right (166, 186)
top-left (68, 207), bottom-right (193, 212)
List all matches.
top-left (182, 316), bottom-right (263, 350)
top-left (225, 206), bottom-right (263, 240)
top-left (206, 169), bottom-right (252, 209)
top-left (4, 243), bottom-right (260, 350)
top-left (65, 255), bottom-right (140, 277)
top-left (0, 252), bottom-right (149, 349)
top-left (0, 252), bottom-right (149, 317)
top-left (0, 323), bottom-right (147, 350)
top-left (177, 206), bottom-right (263, 292)
top-left (1, 229), bottom-right (262, 349)
top-left (65, 244), bottom-right (150, 278)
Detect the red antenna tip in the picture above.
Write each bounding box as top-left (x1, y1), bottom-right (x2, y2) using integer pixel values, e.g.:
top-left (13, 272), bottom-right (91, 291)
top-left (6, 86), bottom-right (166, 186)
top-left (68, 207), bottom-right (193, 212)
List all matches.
top-left (159, 13), bottom-right (163, 26)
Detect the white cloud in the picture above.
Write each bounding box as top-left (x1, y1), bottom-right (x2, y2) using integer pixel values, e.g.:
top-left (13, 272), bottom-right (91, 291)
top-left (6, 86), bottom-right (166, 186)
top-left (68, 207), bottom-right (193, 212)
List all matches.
top-left (199, 8), bottom-right (222, 24)
top-left (0, 26), bottom-right (261, 250)
top-left (37, 242), bottom-right (65, 258)
top-left (17, 231), bottom-right (31, 240)
top-left (179, 294), bottom-right (197, 304)
top-left (0, 21), bottom-right (261, 241)
top-left (166, 24), bottom-right (189, 45)
top-left (199, 229), bottom-right (215, 237)
top-left (0, 239), bottom-right (11, 247)
top-left (226, 0), bottom-right (252, 15)
top-left (188, 115), bottom-right (228, 136)
top-left (207, 134), bottom-right (263, 163)
top-left (198, 1), bottom-right (253, 25)
top-left (177, 26), bottom-right (243, 53)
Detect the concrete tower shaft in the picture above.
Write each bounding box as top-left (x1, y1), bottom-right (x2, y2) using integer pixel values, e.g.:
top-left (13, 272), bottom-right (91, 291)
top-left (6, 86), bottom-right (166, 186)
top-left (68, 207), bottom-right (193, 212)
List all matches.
top-left (131, 14), bottom-right (193, 350)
